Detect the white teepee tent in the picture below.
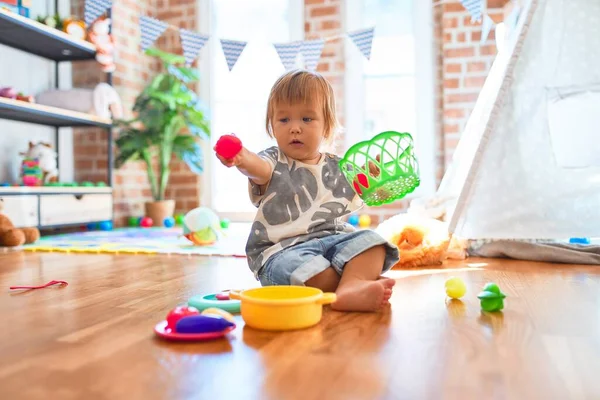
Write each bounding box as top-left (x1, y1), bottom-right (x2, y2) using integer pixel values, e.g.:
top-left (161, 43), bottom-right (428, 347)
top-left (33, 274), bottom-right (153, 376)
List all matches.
top-left (437, 0), bottom-right (600, 241)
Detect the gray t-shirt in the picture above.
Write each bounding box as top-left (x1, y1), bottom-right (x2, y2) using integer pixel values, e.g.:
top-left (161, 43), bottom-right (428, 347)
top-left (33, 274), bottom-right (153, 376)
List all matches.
top-left (245, 146), bottom-right (363, 277)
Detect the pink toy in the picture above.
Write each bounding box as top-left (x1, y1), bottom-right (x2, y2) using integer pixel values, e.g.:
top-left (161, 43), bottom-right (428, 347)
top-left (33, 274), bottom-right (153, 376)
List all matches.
top-left (155, 305), bottom-right (237, 342)
top-left (215, 292), bottom-right (230, 300)
top-left (352, 173), bottom-right (369, 196)
top-left (166, 305), bottom-right (200, 330)
top-left (10, 280), bottom-right (68, 290)
top-left (215, 134), bottom-right (242, 159)
top-left (140, 217), bottom-right (153, 228)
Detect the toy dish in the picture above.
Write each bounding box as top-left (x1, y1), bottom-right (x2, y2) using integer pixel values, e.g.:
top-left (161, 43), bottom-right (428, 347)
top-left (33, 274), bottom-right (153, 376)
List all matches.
top-left (188, 292), bottom-right (241, 313)
top-left (153, 320), bottom-right (236, 342)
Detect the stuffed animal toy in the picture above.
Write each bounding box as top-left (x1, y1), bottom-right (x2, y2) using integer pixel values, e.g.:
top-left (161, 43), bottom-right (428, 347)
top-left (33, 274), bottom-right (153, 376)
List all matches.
top-left (36, 83), bottom-right (123, 120)
top-left (19, 142), bottom-right (59, 184)
top-left (0, 199), bottom-right (40, 247)
top-left (376, 213), bottom-right (451, 268)
top-left (88, 18), bottom-right (115, 73)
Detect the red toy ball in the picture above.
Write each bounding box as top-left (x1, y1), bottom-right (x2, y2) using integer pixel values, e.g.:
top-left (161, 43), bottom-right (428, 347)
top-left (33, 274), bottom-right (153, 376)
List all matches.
top-left (353, 173), bottom-right (369, 195)
top-left (140, 217), bottom-right (153, 228)
top-left (166, 305), bottom-right (200, 331)
top-left (215, 134), bottom-right (243, 159)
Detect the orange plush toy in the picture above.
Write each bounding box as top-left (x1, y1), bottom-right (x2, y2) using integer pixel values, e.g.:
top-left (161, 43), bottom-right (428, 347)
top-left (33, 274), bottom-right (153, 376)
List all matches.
top-left (0, 199), bottom-right (40, 247)
top-left (88, 17), bottom-right (115, 73)
top-left (375, 213), bottom-right (451, 268)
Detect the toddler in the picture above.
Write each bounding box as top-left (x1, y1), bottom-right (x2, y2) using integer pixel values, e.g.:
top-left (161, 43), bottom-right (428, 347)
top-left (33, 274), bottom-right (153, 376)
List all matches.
top-left (214, 70), bottom-right (399, 312)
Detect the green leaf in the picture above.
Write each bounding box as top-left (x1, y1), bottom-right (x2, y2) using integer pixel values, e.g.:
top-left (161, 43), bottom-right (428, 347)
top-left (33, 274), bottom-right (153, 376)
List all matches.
top-left (144, 48), bottom-right (186, 65)
top-left (168, 65), bottom-right (199, 83)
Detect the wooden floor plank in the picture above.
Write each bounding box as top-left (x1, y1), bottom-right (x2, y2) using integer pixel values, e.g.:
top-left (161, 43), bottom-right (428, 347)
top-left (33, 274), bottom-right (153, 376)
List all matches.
top-left (1, 251), bottom-right (599, 399)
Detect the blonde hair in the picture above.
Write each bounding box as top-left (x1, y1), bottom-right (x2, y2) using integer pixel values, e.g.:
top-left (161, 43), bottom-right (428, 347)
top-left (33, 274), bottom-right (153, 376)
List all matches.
top-left (265, 70), bottom-right (339, 143)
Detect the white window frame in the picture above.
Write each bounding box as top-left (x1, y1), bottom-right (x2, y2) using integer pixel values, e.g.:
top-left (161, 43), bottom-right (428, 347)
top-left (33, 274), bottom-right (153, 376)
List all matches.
top-left (343, 0), bottom-right (437, 196)
top-left (196, 0), bottom-right (304, 222)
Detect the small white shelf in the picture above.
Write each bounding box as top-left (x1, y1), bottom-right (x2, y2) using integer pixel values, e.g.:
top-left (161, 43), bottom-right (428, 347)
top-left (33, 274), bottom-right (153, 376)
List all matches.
top-left (0, 97), bottom-right (112, 128)
top-left (0, 8), bottom-right (97, 61)
top-left (0, 186), bottom-right (112, 195)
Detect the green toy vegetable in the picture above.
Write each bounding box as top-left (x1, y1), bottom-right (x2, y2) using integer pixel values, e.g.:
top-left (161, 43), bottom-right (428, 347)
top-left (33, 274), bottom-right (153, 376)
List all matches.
top-left (477, 283), bottom-right (506, 312)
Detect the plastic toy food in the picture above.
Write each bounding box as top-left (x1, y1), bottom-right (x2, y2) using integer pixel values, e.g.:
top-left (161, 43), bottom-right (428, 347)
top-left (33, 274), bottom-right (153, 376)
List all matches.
top-left (215, 134), bottom-right (242, 159)
top-left (445, 277), bottom-right (466, 299)
top-left (175, 315), bottom-right (235, 334)
top-left (353, 173), bottom-right (369, 196)
top-left (477, 282), bottom-right (506, 312)
top-left (166, 305), bottom-right (200, 330)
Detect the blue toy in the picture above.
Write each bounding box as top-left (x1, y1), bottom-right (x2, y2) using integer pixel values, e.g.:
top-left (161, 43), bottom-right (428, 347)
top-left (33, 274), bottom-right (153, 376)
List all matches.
top-left (348, 215), bottom-right (359, 226)
top-left (175, 315), bottom-right (235, 334)
top-left (570, 237), bottom-right (591, 245)
top-left (86, 223), bottom-right (97, 230)
top-left (164, 217), bottom-right (175, 228)
top-left (99, 221), bottom-right (113, 231)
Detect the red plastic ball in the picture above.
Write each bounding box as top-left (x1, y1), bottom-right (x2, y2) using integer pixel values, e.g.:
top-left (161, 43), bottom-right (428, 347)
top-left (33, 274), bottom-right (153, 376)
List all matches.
top-left (215, 134), bottom-right (243, 159)
top-left (140, 217), bottom-right (153, 228)
top-left (166, 305), bottom-right (200, 331)
top-left (353, 173), bottom-right (369, 195)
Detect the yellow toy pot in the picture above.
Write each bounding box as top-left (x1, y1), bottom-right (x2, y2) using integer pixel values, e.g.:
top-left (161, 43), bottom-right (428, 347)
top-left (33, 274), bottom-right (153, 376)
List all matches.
top-left (229, 286), bottom-right (336, 331)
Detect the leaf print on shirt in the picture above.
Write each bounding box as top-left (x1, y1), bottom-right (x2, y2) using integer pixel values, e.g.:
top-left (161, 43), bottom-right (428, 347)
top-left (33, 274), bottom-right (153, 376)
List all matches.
top-left (262, 161), bottom-right (318, 226)
top-left (322, 156), bottom-right (355, 201)
top-left (246, 221), bottom-right (272, 266)
top-left (308, 201), bottom-right (351, 233)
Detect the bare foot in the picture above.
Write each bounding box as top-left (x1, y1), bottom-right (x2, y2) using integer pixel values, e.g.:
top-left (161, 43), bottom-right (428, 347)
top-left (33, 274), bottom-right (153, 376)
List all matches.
top-left (331, 279), bottom-right (396, 312)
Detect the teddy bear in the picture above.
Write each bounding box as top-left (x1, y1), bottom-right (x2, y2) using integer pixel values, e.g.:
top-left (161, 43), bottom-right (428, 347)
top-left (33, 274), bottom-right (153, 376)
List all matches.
top-left (88, 17), bottom-right (116, 73)
top-left (0, 199), bottom-right (40, 247)
top-left (375, 213), bottom-right (452, 268)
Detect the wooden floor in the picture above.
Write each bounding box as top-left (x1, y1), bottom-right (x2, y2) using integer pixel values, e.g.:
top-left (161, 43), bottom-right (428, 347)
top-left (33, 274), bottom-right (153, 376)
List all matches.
top-left (1, 251), bottom-right (599, 400)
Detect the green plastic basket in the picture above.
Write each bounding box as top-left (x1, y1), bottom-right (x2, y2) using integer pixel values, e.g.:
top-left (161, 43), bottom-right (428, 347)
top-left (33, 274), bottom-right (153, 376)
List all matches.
top-left (339, 131), bottom-right (420, 206)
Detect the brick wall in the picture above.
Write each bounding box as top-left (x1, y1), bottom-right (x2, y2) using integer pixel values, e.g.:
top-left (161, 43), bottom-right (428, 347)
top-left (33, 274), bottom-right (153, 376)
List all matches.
top-left (71, 0), bottom-right (200, 226)
top-left (439, 0), bottom-right (508, 168)
top-left (304, 0), bottom-right (345, 154)
top-left (70, 0), bottom-right (508, 227)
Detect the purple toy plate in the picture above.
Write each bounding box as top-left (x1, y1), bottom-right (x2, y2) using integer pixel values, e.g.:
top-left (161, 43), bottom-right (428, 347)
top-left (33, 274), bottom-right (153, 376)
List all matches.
top-left (153, 320), bottom-right (236, 341)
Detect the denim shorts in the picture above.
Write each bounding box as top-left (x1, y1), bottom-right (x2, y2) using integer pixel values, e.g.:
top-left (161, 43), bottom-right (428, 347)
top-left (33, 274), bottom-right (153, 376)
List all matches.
top-left (257, 230), bottom-right (399, 286)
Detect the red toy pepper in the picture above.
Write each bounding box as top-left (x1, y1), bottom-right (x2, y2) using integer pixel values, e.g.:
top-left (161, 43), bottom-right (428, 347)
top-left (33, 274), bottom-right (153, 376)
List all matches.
top-left (215, 134), bottom-right (243, 159)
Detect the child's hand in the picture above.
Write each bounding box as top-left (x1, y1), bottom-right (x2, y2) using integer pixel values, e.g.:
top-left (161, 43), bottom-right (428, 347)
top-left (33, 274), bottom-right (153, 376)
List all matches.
top-left (214, 146), bottom-right (244, 168)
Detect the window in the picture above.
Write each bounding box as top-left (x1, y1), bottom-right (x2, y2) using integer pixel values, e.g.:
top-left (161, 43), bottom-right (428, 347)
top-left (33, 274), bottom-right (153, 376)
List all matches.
top-left (199, 0), bottom-right (303, 221)
top-left (345, 0), bottom-right (436, 195)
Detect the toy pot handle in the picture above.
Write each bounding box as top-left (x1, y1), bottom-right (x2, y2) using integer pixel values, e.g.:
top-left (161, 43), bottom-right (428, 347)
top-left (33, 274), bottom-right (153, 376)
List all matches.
top-left (229, 289), bottom-right (242, 300)
top-left (316, 292), bottom-right (336, 305)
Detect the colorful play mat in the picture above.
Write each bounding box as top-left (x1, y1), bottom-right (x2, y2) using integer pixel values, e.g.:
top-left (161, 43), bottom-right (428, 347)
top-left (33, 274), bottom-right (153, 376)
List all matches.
top-left (21, 224), bottom-right (249, 257)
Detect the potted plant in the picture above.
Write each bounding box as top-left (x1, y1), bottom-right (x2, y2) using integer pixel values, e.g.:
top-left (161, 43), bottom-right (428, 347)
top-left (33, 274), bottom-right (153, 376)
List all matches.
top-left (114, 48), bottom-right (210, 226)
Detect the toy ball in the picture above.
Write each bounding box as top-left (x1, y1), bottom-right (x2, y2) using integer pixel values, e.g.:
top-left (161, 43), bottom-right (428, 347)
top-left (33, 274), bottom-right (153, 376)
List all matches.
top-left (215, 134), bottom-right (243, 159)
top-left (174, 214), bottom-right (185, 226)
top-left (353, 173), bottom-right (369, 196)
top-left (128, 216), bottom-right (138, 227)
top-left (358, 214), bottom-right (371, 228)
top-left (183, 207), bottom-right (222, 245)
top-left (477, 282), bottom-right (506, 312)
top-left (348, 215), bottom-right (359, 226)
top-left (445, 277), bottom-right (466, 299)
top-left (98, 221), bottom-right (113, 231)
top-left (166, 305), bottom-right (200, 331)
top-left (140, 217), bottom-right (153, 228)
top-left (175, 314), bottom-right (235, 334)
top-left (86, 222), bottom-right (97, 230)
top-left (164, 217), bottom-right (175, 228)
top-left (201, 308), bottom-right (235, 323)
top-left (220, 218), bottom-right (230, 229)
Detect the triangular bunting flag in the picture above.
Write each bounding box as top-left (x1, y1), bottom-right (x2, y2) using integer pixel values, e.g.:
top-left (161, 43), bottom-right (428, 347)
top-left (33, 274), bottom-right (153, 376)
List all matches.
top-left (273, 41), bottom-right (301, 71)
top-left (139, 16), bottom-right (169, 52)
top-left (300, 39), bottom-right (325, 72)
top-left (460, 0), bottom-right (484, 22)
top-left (480, 14), bottom-right (495, 45)
top-left (347, 27), bottom-right (375, 60)
top-left (180, 29), bottom-right (210, 66)
top-left (84, 0), bottom-right (112, 27)
top-left (220, 39), bottom-right (247, 71)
